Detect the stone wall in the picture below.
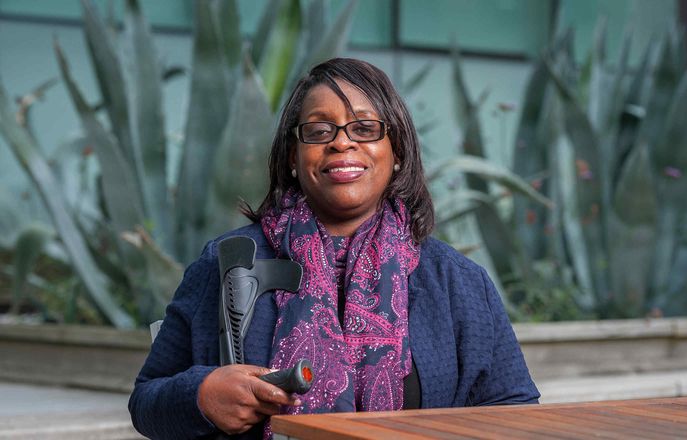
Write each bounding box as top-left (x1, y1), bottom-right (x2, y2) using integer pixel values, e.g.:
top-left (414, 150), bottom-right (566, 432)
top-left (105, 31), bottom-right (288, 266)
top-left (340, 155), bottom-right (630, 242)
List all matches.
top-left (1, 318), bottom-right (685, 402)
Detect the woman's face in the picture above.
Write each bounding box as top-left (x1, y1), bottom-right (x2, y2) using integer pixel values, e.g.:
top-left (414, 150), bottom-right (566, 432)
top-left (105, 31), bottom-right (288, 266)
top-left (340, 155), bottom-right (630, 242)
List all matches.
top-left (291, 79), bottom-right (395, 236)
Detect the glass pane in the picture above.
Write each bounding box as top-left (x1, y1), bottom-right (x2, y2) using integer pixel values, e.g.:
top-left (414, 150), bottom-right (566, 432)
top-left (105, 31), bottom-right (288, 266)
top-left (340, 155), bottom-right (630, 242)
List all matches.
top-left (400, 0), bottom-right (552, 56)
top-left (0, 0), bottom-right (192, 28)
top-left (558, 0), bottom-right (679, 64)
top-left (331, 0), bottom-right (392, 47)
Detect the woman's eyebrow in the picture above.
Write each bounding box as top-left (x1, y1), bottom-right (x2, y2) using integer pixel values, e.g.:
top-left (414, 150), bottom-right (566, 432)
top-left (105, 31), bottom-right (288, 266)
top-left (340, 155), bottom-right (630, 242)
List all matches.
top-left (304, 110), bottom-right (331, 119)
top-left (304, 109), bottom-right (378, 120)
top-left (353, 109), bottom-right (377, 118)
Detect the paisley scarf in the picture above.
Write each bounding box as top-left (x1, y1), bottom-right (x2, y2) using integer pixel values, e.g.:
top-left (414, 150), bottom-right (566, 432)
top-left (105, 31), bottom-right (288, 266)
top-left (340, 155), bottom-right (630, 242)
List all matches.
top-left (260, 187), bottom-right (419, 418)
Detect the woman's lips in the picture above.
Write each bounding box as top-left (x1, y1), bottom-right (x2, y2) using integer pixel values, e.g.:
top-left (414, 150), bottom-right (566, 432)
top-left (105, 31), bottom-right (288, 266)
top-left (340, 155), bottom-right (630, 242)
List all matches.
top-left (322, 163), bottom-right (367, 183)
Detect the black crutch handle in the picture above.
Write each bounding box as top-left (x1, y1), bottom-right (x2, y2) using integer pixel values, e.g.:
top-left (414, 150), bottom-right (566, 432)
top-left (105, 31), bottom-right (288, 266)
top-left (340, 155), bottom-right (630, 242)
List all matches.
top-left (259, 359), bottom-right (314, 395)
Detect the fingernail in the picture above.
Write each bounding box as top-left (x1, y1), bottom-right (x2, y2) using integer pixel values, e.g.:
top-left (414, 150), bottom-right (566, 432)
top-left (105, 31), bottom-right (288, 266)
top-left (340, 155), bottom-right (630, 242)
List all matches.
top-left (293, 399), bottom-right (302, 406)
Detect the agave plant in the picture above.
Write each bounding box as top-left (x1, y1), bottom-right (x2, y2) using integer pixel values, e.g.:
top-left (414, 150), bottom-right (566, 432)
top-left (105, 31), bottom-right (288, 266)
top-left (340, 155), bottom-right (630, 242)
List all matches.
top-left (0, 0), bottom-right (357, 327)
top-left (447, 17), bottom-right (687, 320)
top-left (512, 21), bottom-right (687, 318)
top-left (439, 43), bottom-right (556, 315)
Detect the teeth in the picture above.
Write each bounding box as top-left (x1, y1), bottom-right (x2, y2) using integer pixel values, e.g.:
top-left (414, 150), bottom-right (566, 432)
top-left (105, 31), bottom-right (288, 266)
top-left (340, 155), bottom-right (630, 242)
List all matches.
top-left (327, 166), bottom-right (365, 173)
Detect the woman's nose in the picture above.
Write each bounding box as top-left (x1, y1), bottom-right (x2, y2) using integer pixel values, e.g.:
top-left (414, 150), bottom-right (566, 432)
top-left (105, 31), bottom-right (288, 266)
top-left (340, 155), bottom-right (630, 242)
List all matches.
top-left (327, 127), bottom-right (356, 151)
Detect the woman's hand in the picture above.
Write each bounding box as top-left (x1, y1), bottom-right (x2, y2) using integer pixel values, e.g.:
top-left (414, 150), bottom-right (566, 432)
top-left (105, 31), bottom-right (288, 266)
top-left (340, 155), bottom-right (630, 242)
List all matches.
top-left (198, 364), bottom-right (302, 435)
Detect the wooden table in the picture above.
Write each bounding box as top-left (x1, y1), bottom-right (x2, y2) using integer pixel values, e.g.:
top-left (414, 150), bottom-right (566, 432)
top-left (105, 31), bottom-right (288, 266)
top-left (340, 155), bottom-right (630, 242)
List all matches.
top-left (272, 397), bottom-right (687, 439)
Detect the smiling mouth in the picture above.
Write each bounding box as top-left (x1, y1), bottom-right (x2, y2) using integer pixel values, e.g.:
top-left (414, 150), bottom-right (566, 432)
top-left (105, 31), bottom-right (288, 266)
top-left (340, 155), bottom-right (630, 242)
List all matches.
top-left (323, 166), bottom-right (366, 173)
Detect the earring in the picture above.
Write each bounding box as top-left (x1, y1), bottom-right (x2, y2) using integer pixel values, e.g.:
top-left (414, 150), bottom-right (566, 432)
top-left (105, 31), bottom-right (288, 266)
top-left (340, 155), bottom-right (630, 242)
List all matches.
top-left (393, 163), bottom-right (401, 172)
top-left (291, 168), bottom-right (297, 178)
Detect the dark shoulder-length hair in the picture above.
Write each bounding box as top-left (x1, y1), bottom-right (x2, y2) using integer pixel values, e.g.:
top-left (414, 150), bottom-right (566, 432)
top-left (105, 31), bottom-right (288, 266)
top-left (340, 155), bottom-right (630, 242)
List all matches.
top-left (243, 57), bottom-right (434, 243)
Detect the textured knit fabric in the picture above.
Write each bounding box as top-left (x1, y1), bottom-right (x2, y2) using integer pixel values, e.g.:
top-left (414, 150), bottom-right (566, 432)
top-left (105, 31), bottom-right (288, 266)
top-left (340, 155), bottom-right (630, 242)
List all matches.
top-left (128, 223), bottom-right (540, 440)
top-left (260, 191), bottom-right (419, 415)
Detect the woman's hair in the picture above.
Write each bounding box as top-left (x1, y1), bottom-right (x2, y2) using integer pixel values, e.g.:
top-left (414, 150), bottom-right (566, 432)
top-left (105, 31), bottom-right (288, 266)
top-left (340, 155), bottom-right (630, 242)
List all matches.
top-left (243, 57), bottom-right (434, 243)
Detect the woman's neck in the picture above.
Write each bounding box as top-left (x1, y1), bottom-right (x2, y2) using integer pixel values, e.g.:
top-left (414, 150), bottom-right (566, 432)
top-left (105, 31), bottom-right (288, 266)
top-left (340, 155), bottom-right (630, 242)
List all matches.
top-left (312, 202), bottom-right (384, 238)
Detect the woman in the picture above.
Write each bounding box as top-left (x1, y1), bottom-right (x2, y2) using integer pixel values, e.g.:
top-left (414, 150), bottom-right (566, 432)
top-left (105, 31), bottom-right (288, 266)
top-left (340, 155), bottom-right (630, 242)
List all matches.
top-left (129, 58), bottom-right (539, 439)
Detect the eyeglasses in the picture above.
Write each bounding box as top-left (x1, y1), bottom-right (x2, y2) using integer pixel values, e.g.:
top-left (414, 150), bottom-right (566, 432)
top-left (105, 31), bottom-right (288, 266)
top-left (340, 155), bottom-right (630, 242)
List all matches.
top-left (294, 120), bottom-right (388, 144)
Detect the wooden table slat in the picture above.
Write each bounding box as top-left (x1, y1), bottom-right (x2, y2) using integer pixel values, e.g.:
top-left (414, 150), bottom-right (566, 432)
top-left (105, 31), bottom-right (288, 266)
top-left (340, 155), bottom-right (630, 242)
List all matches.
top-left (431, 413), bottom-right (570, 440)
top-left (609, 405), bottom-right (687, 422)
top-left (271, 413), bottom-right (426, 440)
top-left (464, 411), bottom-right (582, 440)
top-left (519, 410), bottom-right (629, 439)
top-left (556, 408), bottom-right (685, 437)
top-left (401, 413), bottom-right (554, 440)
top-left (361, 417), bottom-right (471, 440)
top-left (272, 397), bottom-right (687, 439)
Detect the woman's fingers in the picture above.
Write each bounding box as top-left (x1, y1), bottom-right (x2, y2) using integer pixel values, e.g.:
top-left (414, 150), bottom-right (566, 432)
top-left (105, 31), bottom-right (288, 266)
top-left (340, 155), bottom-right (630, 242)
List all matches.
top-left (249, 378), bottom-right (301, 407)
top-left (197, 364), bottom-right (302, 435)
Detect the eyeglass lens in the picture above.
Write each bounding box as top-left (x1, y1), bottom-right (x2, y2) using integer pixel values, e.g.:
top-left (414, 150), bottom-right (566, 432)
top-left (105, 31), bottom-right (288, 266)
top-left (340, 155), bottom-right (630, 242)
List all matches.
top-left (300, 120), bottom-right (383, 143)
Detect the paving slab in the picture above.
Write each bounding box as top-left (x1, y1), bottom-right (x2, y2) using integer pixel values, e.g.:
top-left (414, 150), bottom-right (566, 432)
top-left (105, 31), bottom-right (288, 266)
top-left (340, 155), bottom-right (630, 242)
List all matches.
top-left (0, 382), bottom-right (142, 439)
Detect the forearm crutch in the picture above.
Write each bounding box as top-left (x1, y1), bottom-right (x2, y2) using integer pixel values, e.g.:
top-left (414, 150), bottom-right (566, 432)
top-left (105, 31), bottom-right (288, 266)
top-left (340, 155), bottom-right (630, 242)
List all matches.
top-left (217, 236), bottom-right (312, 394)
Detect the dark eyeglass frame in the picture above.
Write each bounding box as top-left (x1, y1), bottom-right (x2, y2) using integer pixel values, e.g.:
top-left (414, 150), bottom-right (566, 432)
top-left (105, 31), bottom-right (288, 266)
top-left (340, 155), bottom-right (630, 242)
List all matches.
top-left (293, 119), bottom-right (388, 144)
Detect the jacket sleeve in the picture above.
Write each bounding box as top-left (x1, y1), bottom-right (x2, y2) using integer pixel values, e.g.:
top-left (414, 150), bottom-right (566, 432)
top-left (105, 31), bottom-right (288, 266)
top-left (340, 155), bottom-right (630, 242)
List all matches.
top-left (128, 246), bottom-right (220, 439)
top-left (470, 267), bottom-right (540, 406)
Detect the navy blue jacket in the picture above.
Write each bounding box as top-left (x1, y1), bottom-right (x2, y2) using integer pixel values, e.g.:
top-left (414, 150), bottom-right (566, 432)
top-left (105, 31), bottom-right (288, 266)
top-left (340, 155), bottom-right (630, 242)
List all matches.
top-left (129, 223), bottom-right (539, 439)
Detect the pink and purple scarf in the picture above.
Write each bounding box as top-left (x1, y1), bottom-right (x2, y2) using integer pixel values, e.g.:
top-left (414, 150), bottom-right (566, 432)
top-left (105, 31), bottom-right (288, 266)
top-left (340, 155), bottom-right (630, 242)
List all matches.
top-left (260, 187), bottom-right (420, 415)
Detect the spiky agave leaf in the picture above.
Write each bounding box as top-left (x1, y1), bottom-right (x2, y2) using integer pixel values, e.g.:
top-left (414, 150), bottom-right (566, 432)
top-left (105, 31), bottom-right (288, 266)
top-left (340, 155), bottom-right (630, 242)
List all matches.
top-left (11, 224), bottom-right (55, 314)
top-left (123, 0), bottom-right (172, 251)
top-left (208, 53), bottom-right (273, 235)
top-left (259, 0), bottom-right (302, 111)
top-left (175, 0), bottom-right (236, 263)
top-left (0, 77), bottom-right (134, 328)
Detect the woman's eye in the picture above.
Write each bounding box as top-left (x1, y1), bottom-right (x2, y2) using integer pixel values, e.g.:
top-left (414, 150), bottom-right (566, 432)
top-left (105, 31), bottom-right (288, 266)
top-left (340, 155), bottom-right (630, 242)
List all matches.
top-left (304, 125), bottom-right (332, 138)
top-left (353, 127), bottom-right (373, 135)
top-left (310, 129), bottom-right (331, 138)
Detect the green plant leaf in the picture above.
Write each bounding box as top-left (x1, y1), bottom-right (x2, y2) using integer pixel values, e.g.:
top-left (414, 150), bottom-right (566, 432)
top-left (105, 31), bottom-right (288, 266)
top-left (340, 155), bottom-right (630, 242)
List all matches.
top-left (564, 103), bottom-right (609, 300)
top-left (11, 224), bottom-right (55, 314)
top-left (217, 0), bottom-right (241, 68)
top-left (251, 0), bottom-right (282, 66)
top-left (428, 155), bottom-right (553, 209)
top-left (121, 226), bottom-right (183, 307)
top-left (606, 27), bottom-right (632, 130)
top-left (656, 220), bottom-right (687, 315)
top-left (668, 23), bottom-right (686, 73)
top-left (640, 37), bottom-right (682, 150)
top-left (55, 41), bottom-right (146, 239)
top-left (652, 72), bottom-right (687, 186)
top-left (545, 55), bottom-right (610, 300)
top-left (175, 0), bottom-right (234, 263)
top-left (612, 143), bottom-right (657, 226)
top-left (649, 72), bottom-right (687, 298)
top-left (401, 62), bottom-right (432, 96)
top-left (259, 0), bottom-right (301, 111)
top-left (293, 0), bottom-right (357, 79)
top-left (512, 38), bottom-right (557, 260)
top-left (610, 38), bottom-right (656, 190)
top-left (305, 0), bottom-right (326, 52)
top-left (80, 0), bottom-right (138, 172)
top-left (208, 54), bottom-right (273, 234)
top-left (435, 189), bottom-right (506, 227)
top-left (0, 185), bottom-right (27, 249)
top-left (124, 0), bottom-right (172, 250)
top-left (552, 135), bottom-right (595, 309)
top-left (607, 143), bottom-right (657, 316)
top-left (475, 202), bottom-right (525, 284)
top-left (449, 43), bottom-right (527, 281)
top-left (450, 42), bottom-right (475, 132)
top-left (586, 17), bottom-right (609, 126)
top-left (0, 77), bottom-right (134, 328)
top-left (14, 78), bottom-right (59, 141)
